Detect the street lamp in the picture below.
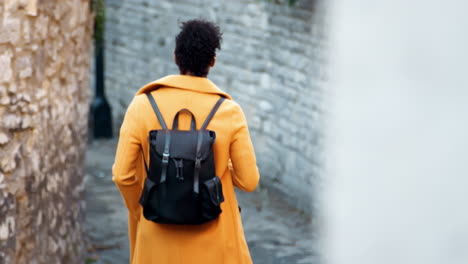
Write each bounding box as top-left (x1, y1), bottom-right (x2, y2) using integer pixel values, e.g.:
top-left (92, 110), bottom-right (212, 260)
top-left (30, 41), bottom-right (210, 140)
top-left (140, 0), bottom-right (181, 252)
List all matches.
top-left (90, 0), bottom-right (112, 139)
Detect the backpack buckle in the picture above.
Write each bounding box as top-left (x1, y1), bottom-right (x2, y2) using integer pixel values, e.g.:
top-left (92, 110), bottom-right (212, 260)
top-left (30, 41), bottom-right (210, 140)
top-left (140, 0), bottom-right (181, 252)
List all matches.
top-left (162, 152), bottom-right (170, 164)
top-left (174, 159), bottom-right (184, 181)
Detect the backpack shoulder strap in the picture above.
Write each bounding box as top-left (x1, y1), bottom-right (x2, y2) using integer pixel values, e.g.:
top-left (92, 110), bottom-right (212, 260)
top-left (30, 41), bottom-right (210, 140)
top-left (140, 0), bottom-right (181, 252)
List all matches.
top-left (145, 93), bottom-right (168, 130)
top-left (145, 93), bottom-right (171, 184)
top-left (201, 97), bottom-right (225, 130)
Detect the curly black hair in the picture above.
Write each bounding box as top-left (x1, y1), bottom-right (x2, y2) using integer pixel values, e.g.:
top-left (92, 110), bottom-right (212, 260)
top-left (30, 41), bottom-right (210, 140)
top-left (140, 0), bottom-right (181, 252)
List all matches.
top-left (174, 19), bottom-right (222, 77)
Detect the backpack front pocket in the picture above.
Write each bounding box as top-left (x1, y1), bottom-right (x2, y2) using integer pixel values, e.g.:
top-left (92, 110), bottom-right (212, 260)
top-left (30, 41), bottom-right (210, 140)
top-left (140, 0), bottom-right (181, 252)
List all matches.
top-left (200, 176), bottom-right (224, 220)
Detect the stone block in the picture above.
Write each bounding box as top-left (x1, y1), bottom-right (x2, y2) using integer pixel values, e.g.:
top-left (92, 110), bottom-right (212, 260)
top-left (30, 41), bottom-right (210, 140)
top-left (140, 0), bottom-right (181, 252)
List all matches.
top-left (22, 19), bottom-right (31, 43)
top-left (26, 0), bottom-right (38, 16)
top-left (15, 55), bottom-right (33, 79)
top-left (4, 0), bottom-right (21, 12)
top-left (0, 17), bottom-right (21, 44)
top-left (35, 15), bottom-right (49, 40)
top-left (0, 50), bottom-right (13, 83)
top-left (0, 132), bottom-right (10, 145)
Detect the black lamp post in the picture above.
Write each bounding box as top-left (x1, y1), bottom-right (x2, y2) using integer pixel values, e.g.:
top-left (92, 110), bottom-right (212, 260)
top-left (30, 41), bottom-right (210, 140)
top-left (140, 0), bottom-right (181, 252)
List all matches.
top-left (90, 0), bottom-right (112, 138)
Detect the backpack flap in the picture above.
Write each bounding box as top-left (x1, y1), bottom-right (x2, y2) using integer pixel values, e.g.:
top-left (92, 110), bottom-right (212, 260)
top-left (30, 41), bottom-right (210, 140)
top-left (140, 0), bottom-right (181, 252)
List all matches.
top-left (149, 129), bottom-right (216, 161)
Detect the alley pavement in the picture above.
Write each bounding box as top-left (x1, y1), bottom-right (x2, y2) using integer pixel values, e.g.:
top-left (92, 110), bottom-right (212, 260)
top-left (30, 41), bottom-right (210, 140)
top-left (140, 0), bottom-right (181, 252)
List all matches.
top-left (85, 139), bottom-right (317, 264)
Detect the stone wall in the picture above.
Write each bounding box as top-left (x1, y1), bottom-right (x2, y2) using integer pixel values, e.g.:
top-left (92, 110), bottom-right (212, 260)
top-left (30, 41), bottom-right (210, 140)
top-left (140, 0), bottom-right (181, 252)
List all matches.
top-left (104, 0), bottom-right (325, 212)
top-left (0, 1), bottom-right (93, 263)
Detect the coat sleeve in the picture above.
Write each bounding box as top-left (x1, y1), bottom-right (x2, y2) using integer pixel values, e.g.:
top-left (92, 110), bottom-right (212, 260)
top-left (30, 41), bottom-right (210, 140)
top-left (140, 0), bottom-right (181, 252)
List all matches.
top-left (112, 96), bottom-right (144, 220)
top-left (229, 103), bottom-right (260, 192)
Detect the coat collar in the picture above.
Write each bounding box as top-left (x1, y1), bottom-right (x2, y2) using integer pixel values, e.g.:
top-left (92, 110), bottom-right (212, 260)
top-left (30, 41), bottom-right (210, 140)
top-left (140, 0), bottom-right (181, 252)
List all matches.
top-left (136, 75), bottom-right (232, 99)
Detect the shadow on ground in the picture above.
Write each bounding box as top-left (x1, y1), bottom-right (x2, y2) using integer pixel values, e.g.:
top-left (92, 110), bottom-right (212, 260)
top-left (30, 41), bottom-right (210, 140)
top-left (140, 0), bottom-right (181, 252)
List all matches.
top-left (84, 139), bottom-right (317, 264)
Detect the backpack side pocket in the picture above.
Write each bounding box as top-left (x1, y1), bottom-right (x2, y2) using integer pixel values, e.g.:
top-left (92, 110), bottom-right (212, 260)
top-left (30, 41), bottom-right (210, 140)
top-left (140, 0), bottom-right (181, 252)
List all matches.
top-left (200, 176), bottom-right (224, 221)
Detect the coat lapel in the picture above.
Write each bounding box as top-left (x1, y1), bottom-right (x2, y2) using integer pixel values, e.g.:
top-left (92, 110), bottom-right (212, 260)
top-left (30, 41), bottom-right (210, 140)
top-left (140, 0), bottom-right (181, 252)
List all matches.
top-left (136, 75), bottom-right (232, 99)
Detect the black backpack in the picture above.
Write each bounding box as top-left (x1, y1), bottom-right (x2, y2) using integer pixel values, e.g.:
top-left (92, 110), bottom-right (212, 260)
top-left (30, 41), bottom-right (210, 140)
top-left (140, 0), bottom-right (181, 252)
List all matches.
top-left (139, 93), bottom-right (225, 225)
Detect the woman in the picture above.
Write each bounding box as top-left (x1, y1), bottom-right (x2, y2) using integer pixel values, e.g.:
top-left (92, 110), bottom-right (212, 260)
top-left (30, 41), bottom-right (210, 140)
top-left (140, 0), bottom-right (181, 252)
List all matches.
top-left (112, 19), bottom-right (260, 264)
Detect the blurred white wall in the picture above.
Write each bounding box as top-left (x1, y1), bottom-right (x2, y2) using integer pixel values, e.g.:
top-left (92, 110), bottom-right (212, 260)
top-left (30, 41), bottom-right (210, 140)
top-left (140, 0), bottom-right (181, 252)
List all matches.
top-left (324, 0), bottom-right (468, 263)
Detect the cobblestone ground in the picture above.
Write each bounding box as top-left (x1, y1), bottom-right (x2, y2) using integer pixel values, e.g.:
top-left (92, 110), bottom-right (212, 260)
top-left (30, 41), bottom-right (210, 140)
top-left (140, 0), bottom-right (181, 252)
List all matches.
top-left (85, 139), bottom-right (317, 264)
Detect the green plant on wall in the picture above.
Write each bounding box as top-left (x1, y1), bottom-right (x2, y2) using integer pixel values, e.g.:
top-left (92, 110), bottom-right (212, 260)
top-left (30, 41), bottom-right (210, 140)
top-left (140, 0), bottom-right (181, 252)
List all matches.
top-left (92, 0), bottom-right (105, 48)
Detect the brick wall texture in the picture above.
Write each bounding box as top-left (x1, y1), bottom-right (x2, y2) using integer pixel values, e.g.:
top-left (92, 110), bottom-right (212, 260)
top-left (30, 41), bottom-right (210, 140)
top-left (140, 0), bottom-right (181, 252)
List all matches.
top-left (104, 0), bottom-right (325, 212)
top-left (0, 1), bottom-right (93, 263)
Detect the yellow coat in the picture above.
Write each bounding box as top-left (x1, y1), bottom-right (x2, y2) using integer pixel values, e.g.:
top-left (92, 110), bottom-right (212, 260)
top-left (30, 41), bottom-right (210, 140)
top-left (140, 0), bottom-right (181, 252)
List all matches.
top-left (112, 75), bottom-right (260, 264)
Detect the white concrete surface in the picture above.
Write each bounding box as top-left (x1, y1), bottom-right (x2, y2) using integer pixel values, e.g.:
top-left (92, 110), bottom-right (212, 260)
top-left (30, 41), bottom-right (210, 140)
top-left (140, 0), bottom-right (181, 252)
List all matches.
top-left (324, 0), bottom-right (468, 263)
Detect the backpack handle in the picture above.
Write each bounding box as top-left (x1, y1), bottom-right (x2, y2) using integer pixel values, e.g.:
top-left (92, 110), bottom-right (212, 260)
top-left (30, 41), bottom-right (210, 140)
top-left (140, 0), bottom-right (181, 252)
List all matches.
top-left (172, 109), bottom-right (197, 130)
